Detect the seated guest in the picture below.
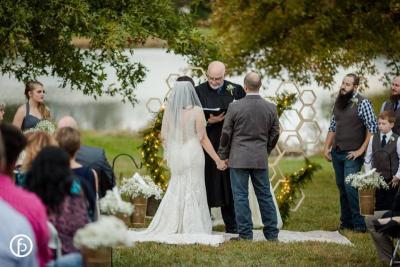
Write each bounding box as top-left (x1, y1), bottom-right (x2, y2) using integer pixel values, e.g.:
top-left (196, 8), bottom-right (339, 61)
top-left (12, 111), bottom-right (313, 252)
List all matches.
top-left (25, 146), bottom-right (88, 263)
top-left (15, 131), bottom-right (58, 186)
top-left (57, 116), bottom-right (115, 198)
top-left (0, 132), bottom-right (38, 267)
top-left (0, 200), bottom-right (39, 267)
top-left (365, 111), bottom-right (400, 265)
top-left (55, 127), bottom-right (99, 221)
top-left (0, 123), bottom-right (50, 267)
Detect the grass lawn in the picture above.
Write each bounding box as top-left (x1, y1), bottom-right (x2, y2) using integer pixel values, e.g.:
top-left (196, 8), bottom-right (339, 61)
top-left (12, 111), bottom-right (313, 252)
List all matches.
top-left (82, 131), bottom-right (384, 267)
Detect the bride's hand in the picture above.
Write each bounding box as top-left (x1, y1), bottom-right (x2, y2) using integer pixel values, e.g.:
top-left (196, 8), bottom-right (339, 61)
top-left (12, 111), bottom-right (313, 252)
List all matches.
top-left (216, 159), bottom-right (227, 171)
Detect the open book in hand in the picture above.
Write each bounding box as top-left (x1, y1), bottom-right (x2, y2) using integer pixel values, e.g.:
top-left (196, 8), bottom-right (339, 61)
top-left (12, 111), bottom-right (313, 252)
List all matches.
top-left (203, 107), bottom-right (227, 116)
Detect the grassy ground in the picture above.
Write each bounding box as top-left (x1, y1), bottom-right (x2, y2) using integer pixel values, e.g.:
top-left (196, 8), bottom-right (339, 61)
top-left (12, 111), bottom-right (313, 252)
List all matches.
top-left (82, 131), bottom-right (385, 267)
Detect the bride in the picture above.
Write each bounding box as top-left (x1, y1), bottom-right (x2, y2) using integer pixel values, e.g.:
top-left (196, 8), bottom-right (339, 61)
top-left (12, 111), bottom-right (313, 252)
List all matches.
top-left (128, 81), bottom-right (226, 245)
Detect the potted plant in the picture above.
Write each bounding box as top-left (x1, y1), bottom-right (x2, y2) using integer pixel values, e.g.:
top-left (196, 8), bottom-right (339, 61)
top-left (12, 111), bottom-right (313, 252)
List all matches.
top-left (73, 216), bottom-right (130, 267)
top-left (99, 188), bottom-right (134, 226)
top-left (119, 173), bottom-right (163, 227)
top-left (345, 168), bottom-right (389, 215)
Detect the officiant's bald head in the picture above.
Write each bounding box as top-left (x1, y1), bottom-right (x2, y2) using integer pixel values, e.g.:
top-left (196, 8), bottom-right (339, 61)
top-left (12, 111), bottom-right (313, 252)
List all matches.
top-left (244, 72), bottom-right (262, 92)
top-left (207, 61), bottom-right (226, 89)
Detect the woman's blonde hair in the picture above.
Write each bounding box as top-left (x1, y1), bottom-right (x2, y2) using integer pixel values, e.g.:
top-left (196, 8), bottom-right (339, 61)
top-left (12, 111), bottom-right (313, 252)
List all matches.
top-left (55, 127), bottom-right (81, 158)
top-left (25, 81), bottom-right (51, 120)
top-left (22, 131), bottom-right (57, 171)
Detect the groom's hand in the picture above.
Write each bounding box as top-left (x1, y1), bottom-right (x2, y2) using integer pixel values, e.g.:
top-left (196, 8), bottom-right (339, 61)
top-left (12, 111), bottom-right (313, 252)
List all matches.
top-left (208, 113), bottom-right (225, 124)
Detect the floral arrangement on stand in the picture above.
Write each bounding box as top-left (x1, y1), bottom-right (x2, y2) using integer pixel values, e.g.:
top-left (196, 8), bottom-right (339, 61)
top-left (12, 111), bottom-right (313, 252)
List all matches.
top-left (345, 168), bottom-right (388, 190)
top-left (24, 120), bottom-right (56, 134)
top-left (73, 216), bottom-right (130, 250)
top-left (119, 172), bottom-right (164, 200)
top-left (99, 188), bottom-right (134, 217)
top-left (345, 168), bottom-right (388, 215)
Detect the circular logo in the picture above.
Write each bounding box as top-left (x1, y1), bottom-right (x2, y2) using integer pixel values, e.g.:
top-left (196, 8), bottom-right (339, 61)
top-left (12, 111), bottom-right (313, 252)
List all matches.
top-left (9, 234), bottom-right (33, 258)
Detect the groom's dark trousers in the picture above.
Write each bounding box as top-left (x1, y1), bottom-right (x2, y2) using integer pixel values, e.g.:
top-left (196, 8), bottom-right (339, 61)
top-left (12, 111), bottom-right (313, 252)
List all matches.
top-left (230, 168), bottom-right (278, 239)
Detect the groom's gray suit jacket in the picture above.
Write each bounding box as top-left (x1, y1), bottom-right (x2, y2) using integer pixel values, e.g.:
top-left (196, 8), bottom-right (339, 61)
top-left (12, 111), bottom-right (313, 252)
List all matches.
top-left (218, 94), bottom-right (280, 169)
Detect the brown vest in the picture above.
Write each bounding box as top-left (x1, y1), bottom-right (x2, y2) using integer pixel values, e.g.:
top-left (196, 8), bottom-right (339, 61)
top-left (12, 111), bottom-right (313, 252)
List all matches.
top-left (372, 132), bottom-right (399, 210)
top-left (383, 101), bottom-right (400, 135)
top-left (333, 94), bottom-right (366, 151)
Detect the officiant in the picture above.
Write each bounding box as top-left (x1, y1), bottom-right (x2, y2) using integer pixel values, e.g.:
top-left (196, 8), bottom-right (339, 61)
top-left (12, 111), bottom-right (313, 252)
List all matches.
top-left (195, 61), bottom-right (246, 233)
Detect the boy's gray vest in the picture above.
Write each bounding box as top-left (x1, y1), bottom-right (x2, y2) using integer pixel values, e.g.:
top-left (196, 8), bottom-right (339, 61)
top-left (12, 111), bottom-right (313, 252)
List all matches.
top-left (333, 94), bottom-right (366, 151)
top-left (371, 132), bottom-right (399, 210)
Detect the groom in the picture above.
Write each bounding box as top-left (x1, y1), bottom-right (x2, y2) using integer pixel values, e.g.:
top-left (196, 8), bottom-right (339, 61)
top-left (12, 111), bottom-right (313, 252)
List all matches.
top-left (218, 71), bottom-right (280, 241)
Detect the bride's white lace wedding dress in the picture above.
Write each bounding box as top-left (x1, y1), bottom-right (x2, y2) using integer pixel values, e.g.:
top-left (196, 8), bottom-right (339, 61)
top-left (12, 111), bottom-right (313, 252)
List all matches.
top-left (128, 102), bottom-right (224, 246)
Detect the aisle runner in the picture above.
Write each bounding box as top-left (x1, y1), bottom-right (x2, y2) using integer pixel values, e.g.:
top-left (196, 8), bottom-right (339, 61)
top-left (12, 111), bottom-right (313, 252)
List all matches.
top-left (218, 230), bottom-right (352, 245)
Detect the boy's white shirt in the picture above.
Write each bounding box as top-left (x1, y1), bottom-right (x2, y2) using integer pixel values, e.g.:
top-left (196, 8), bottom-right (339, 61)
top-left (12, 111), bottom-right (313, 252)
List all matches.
top-left (364, 130), bottom-right (400, 178)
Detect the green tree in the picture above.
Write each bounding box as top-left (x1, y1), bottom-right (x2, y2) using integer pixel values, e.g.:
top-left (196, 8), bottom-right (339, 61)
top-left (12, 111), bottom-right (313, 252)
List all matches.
top-left (211, 0), bottom-right (400, 89)
top-left (0, 0), bottom-right (217, 104)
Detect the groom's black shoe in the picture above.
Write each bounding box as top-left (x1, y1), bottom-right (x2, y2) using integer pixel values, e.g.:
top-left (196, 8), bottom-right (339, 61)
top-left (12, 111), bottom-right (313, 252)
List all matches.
top-left (230, 236), bottom-right (252, 241)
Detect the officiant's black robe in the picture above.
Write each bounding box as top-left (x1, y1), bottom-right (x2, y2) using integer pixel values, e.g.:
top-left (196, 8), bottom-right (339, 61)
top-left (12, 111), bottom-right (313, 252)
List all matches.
top-left (195, 80), bottom-right (245, 207)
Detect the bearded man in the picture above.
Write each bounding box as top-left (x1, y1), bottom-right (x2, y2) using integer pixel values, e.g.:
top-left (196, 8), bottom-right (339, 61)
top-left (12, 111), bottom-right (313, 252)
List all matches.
top-left (323, 73), bottom-right (377, 233)
top-left (381, 76), bottom-right (400, 135)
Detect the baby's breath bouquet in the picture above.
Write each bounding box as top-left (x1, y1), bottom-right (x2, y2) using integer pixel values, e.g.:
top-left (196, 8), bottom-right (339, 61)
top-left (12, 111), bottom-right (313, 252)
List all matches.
top-left (73, 216), bottom-right (131, 249)
top-left (120, 172), bottom-right (164, 200)
top-left (24, 120), bottom-right (56, 134)
top-left (345, 168), bottom-right (389, 191)
top-left (100, 188), bottom-right (134, 216)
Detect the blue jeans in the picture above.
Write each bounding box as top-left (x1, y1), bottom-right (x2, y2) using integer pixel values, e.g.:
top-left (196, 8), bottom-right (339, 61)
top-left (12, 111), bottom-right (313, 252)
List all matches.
top-left (331, 148), bottom-right (366, 230)
top-left (230, 168), bottom-right (278, 240)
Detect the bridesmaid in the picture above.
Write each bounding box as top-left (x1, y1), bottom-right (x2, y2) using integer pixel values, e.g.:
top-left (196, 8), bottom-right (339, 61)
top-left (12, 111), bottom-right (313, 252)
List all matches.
top-left (13, 80), bottom-right (51, 131)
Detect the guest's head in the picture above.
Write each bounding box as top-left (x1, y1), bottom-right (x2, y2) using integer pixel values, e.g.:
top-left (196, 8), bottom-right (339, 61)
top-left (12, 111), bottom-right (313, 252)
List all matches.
top-left (0, 103), bottom-right (5, 121)
top-left (244, 72), bottom-right (262, 93)
top-left (207, 61), bottom-right (225, 90)
top-left (378, 111), bottom-right (396, 134)
top-left (24, 80), bottom-right (51, 119)
top-left (176, 76), bottom-right (195, 87)
top-left (0, 123), bottom-right (27, 176)
top-left (390, 76), bottom-right (400, 103)
top-left (339, 73), bottom-right (359, 95)
top-left (335, 73), bottom-right (360, 110)
top-left (25, 146), bottom-right (72, 214)
top-left (57, 116), bottom-right (79, 130)
top-left (22, 131), bottom-right (57, 171)
top-left (55, 127), bottom-right (81, 159)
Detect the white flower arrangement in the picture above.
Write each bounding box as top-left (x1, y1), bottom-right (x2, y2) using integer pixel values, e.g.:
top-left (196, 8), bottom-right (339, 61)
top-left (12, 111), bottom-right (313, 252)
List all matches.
top-left (24, 120), bottom-right (56, 134)
top-left (100, 188), bottom-right (134, 216)
top-left (389, 136), bottom-right (396, 143)
top-left (345, 168), bottom-right (389, 191)
top-left (119, 172), bottom-right (164, 200)
top-left (73, 216), bottom-right (131, 249)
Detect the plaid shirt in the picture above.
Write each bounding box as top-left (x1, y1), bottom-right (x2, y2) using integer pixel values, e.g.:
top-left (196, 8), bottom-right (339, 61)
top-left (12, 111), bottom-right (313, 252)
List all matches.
top-left (328, 93), bottom-right (377, 134)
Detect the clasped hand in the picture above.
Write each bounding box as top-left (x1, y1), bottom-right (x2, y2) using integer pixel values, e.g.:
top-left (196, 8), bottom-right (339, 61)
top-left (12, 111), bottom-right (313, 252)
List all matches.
top-left (216, 159), bottom-right (228, 171)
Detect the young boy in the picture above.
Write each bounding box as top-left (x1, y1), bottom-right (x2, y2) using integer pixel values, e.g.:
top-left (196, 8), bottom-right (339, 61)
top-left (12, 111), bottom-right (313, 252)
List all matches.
top-left (365, 110), bottom-right (400, 265)
top-left (365, 110), bottom-right (400, 211)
